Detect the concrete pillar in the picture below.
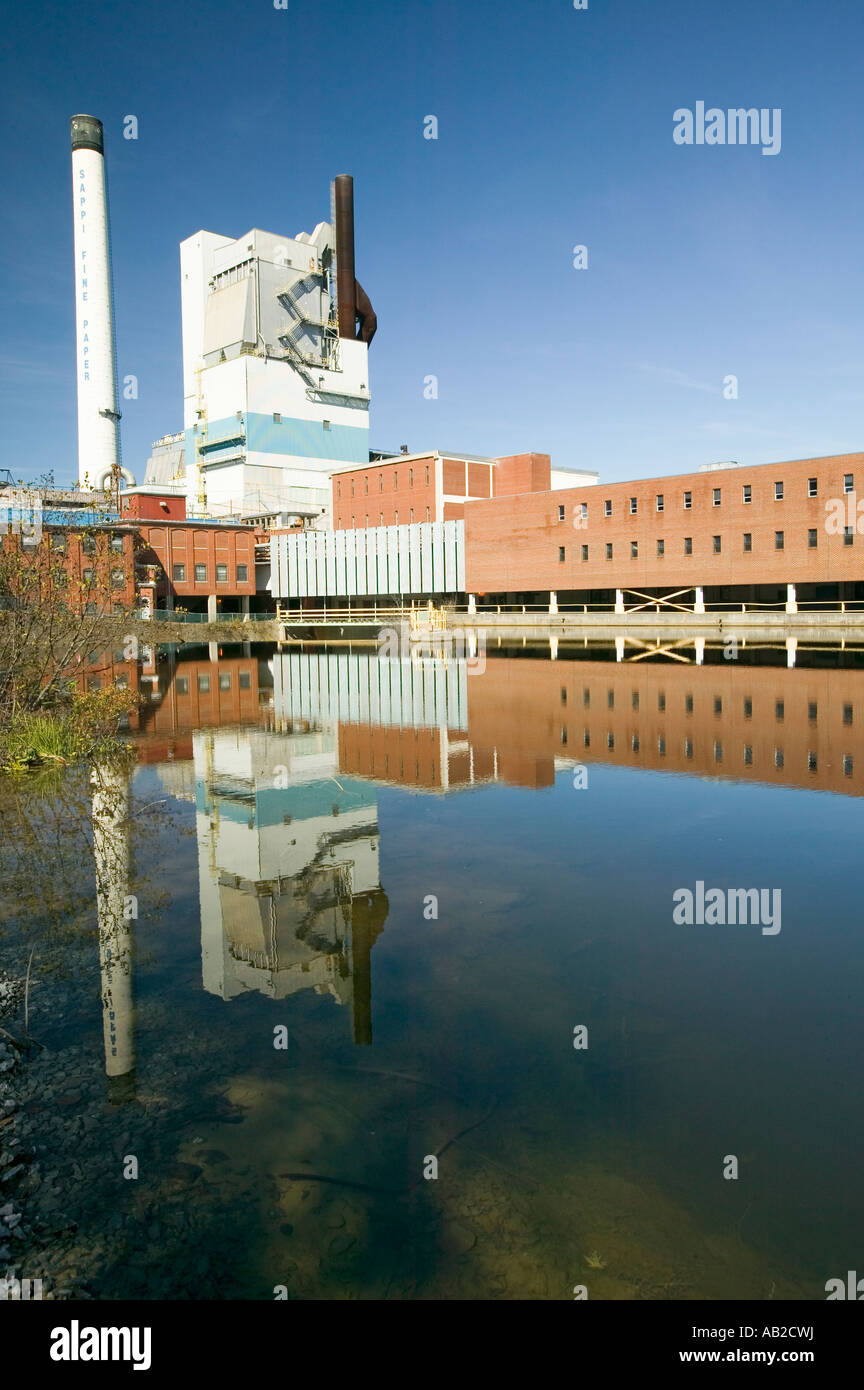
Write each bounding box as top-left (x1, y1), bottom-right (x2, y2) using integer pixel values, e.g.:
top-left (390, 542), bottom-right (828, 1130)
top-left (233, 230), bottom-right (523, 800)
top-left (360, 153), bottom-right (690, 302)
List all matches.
top-left (694, 586), bottom-right (705, 614)
top-left (615, 636), bottom-right (625, 663)
top-left (208, 641), bottom-right (219, 662)
top-left (243, 642), bottom-right (252, 658)
top-left (91, 762), bottom-right (135, 1103)
top-left (787, 637), bottom-right (797, 668)
top-left (786, 583), bottom-right (797, 614)
top-left (207, 593), bottom-right (217, 622)
top-left (241, 595), bottom-right (250, 620)
top-left (550, 636), bottom-right (558, 661)
top-left (549, 590), bottom-right (558, 615)
top-left (468, 594), bottom-right (477, 615)
top-left (695, 637), bottom-right (705, 666)
top-left (614, 589), bottom-right (625, 614)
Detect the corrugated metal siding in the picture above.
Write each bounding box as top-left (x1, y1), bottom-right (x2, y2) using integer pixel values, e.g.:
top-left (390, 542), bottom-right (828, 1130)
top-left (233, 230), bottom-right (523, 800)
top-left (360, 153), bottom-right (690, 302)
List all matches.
top-left (270, 520), bottom-right (465, 598)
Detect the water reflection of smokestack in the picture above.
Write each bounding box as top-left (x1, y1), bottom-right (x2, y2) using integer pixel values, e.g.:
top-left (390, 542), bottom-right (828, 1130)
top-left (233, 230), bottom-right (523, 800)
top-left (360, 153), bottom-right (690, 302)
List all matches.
top-left (91, 759), bottom-right (136, 1103)
top-left (348, 889), bottom-right (389, 1046)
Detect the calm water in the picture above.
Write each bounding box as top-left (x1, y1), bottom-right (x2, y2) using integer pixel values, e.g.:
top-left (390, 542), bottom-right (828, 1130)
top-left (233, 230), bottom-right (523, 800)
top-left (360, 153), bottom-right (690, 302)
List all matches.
top-left (3, 640), bottom-right (864, 1300)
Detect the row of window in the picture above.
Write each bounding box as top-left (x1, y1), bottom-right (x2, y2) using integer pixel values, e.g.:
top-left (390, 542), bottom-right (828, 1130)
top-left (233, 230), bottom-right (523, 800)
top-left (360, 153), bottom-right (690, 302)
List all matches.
top-left (567, 729), bottom-right (853, 773)
top-left (171, 563), bottom-right (248, 582)
top-left (87, 671), bottom-right (253, 694)
top-left (557, 474), bottom-right (856, 522)
top-left (572, 688), bottom-right (854, 723)
top-left (342, 509), bottom-right (432, 527)
top-left (337, 465), bottom-right (431, 500)
top-left (51, 532), bottom-right (126, 554)
top-left (558, 528), bottom-right (839, 561)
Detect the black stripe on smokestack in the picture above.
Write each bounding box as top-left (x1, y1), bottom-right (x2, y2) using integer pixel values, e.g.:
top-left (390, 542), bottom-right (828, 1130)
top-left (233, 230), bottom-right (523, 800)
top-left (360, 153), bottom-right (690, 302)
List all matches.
top-left (334, 174), bottom-right (356, 340)
top-left (71, 114), bottom-right (104, 153)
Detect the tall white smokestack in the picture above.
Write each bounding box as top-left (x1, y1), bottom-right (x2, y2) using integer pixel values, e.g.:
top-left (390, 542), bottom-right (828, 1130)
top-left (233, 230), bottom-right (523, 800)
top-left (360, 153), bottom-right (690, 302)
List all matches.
top-left (70, 115), bottom-right (121, 491)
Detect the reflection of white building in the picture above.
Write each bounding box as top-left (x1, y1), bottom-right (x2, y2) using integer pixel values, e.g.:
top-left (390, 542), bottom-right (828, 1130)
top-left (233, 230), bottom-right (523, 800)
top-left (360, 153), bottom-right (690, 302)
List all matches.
top-left (194, 726), bottom-right (386, 1043)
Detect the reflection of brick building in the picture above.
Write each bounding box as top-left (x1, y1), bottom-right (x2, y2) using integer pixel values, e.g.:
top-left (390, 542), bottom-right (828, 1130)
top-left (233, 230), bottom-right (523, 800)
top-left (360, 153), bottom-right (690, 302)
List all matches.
top-left (466, 655), bottom-right (864, 798)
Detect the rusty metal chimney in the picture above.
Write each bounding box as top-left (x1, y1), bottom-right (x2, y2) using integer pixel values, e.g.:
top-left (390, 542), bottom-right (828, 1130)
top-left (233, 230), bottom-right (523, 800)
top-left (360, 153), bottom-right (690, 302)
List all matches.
top-left (333, 174), bottom-right (356, 339)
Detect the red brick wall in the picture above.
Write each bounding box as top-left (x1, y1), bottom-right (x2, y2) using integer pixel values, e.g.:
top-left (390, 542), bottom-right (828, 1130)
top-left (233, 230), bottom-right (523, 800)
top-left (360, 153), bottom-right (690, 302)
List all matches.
top-left (493, 453), bottom-right (552, 497)
top-left (137, 523), bottom-right (256, 599)
top-left (120, 493), bottom-right (186, 521)
top-left (466, 452), bottom-right (864, 593)
top-left (332, 456), bottom-right (437, 528)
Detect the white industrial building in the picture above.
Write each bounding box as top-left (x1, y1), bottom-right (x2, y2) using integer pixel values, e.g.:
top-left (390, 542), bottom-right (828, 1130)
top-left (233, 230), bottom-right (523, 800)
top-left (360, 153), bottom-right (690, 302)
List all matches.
top-left (180, 189), bottom-right (373, 522)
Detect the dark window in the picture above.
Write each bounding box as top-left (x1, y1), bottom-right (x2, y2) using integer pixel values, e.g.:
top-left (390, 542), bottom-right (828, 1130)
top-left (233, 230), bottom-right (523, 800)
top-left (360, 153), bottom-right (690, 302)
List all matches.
top-left (713, 487), bottom-right (721, 506)
top-left (583, 730), bottom-right (590, 747)
top-left (87, 676), bottom-right (101, 691)
top-left (656, 538), bottom-right (665, 556)
top-left (775, 748), bottom-right (784, 768)
top-left (409, 468), bottom-right (414, 487)
top-left (808, 751), bottom-right (817, 772)
top-left (607, 689), bottom-right (615, 709)
top-left (714, 697), bottom-right (722, 715)
top-left (195, 563), bottom-right (207, 581)
top-left (239, 672), bottom-right (251, 690)
top-left (236, 564), bottom-right (247, 582)
top-left (198, 674), bottom-right (210, 692)
top-left (583, 687), bottom-right (591, 708)
top-left (558, 546), bottom-right (565, 562)
top-left (51, 532), bottom-right (67, 552)
top-left (607, 732), bottom-right (615, 749)
top-left (558, 504), bottom-right (565, 521)
top-left (714, 741), bottom-right (723, 763)
top-left (425, 465), bottom-right (430, 485)
top-left (632, 691), bottom-right (639, 711)
top-left (631, 734), bottom-right (640, 752)
top-left (776, 700), bottom-right (784, 721)
top-left (683, 490), bottom-right (692, 509)
top-left (774, 481), bottom-right (784, 500)
top-left (744, 745), bottom-right (753, 765)
top-left (656, 494), bottom-right (664, 512)
top-left (743, 532), bottom-right (752, 552)
top-left (684, 536), bottom-right (693, 555)
top-left (844, 474), bottom-right (854, 494)
top-left (216, 563), bottom-right (228, 581)
top-left (630, 540), bottom-right (638, 558)
top-left (808, 529), bottom-right (817, 548)
top-left (176, 677), bottom-right (189, 695)
top-left (845, 526), bottom-right (854, 546)
top-left (173, 563), bottom-right (185, 581)
top-left (808, 477), bottom-right (818, 497)
top-left (629, 496), bottom-right (637, 514)
top-left (684, 738), bottom-right (693, 759)
top-left (561, 727), bottom-right (568, 745)
top-left (713, 535), bottom-right (721, 553)
top-left (604, 499), bottom-right (612, 517)
top-left (658, 692), bottom-right (666, 712)
top-left (685, 694), bottom-right (693, 713)
top-left (775, 531), bottom-right (784, 550)
top-left (744, 697), bottom-right (753, 718)
top-left (110, 568), bottom-right (125, 589)
top-left (581, 544), bottom-right (588, 561)
top-left (743, 485), bottom-right (751, 503)
top-left (219, 674), bottom-right (231, 691)
top-left (658, 736), bottom-right (666, 756)
top-left (843, 703), bottom-right (853, 725)
top-left (110, 533), bottom-right (124, 553)
top-left (561, 687), bottom-right (567, 705)
top-left (81, 535), bottom-right (96, 555)
top-left (808, 702), bottom-right (818, 722)
top-left (82, 567), bottom-right (94, 584)
top-left (605, 542), bottom-right (613, 559)
top-left (843, 755), bottom-right (853, 776)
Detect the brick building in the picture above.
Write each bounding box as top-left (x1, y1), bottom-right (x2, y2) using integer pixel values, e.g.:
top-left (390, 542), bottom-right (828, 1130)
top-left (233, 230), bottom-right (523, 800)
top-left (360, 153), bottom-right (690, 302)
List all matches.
top-left (134, 519), bottom-right (257, 618)
top-left (464, 452), bottom-right (864, 608)
top-left (331, 451), bottom-right (597, 530)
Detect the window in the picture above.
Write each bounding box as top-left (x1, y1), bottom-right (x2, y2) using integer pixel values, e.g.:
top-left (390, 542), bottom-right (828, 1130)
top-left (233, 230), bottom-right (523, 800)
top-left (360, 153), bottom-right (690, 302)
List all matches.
top-left (630, 540), bottom-right (638, 558)
top-left (775, 700), bottom-right (784, 721)
top-left (393, 472), bottom-right (398, 490)
top-left (843, 755), bottom-right (853, 776)
top-left (379, 473), bottom-right (383, 492)
top-left (607, 732), bottom-right (615, 749)
top-left (684, 536), bottom-right (693, 555)
top-left (744, 745), bottom-right (753, 765)
top-left (808, 529), bottom-right (817, 549)
top-left (558, 546), bottom-right (565, 562)
top-left (713, 535), bottom-right (721, 553)
top-left (239, 671), bottom-right (251, 690)
top-left (581, 544), bottom-right (588, 561)
top-left (775, 531), bottom-right (784, 550)
top-left (82, 568), bottom-right (94, 584)
top-left (273, 412), bottom-right (281, 423)
top-left (845, 526), bottom-right (854, 546)
top-left (631, 734), bottom-right (639, 752)
top-left (409, 468), bottom-right (414, 487)
top-left (844, 473), bottom-right (854, 493)
top-left (808, 477), bottom-right (818, 497)
top-left (195, 563), bottom-right (207, 581)
top-left (714, 697), bottom-right (722, 715)
top-left (656, 494), bottom-right (664, 512)
top-left (606, 542), bottom-right (613, 559)
top-left (237, 564), bottom-right (248, 581)
top-left (216, 563), bottom-right (228, 581)
top-left (583, 730), bottom-right (591, 747)
top-left (350, 479), bottom-right (355, 498)
top-left (323, 419), bottom-right (331, 430)
top-left (843, 703), bottom-right (853, 725)
top-left (394, 511), bottom-right (398, 524)
top-left (808, 751), bottom-right (817, 772)
top-left (87, 676), bottom-right (101, 692)
top-left (684, 739), bottom-right (693, 759)
top-left (410, 509), bottom-right (414, 523)
top-left (683, 490), bottom-right (692, 509)
top-left (658, 692), bottom-right (666, 712)
top-left (558, 504), bottom-right (565, 521)
top-left (583, 688), bottom-right (591, 708)
top-left (658, 737), bottom-right (666, 756)
top-left (365, 513), bottom-right (369, 526)
top-left (176, 677), bottom-right (189, 695)
top-left (364, 476), bottom-right (368, 494)
top-left (604, 500), bottom-right (612, 517)
top-left (336, 480), bottom-right (341, 499)
top-left (742, 485), bottom-right (751, 504)
top-left (656, 539), bottom-right (664, 557)
top-left (82, 535), bottom-right (96, 555)
top-left (774, 481), bottom-right (784, 500)
top-left (685, 693), bottom-right (693, 713)
top-left (714, 741), bottom-right (723, 763)
top-left (629, 496), bottom-right (637, 514)
top-left (632, 691), bottom-right (639, 711)
top-left (110, 568), bottom-right (125, 589)
top-left (51, 533), bottom-right (67, 552)
top-left (774, 748), bottom-right (784, 769)
top-left (425, 465), bottom-right (430, 485)
top-left (379, 512), bottom-right (384, 525)
top-left (110, 533), bottom-right (124, 553)
top-left (561, 687), bottom-right (567, 705)
top-left (808, 702), bottom-right (818, 723)
top-left (713, 487), bottom-right (721, 506)
top-left (743, 532), bottom-right (752, 552)
top-left (85, 602), bottom-right (97, 615)
top-left (218, 674), bottom-right (231, 691)
top-left (198, 674), bottom-right (210, 693)
top-left (744, 697), bottom-right (752, 719)
top-left (607, 690), bottom-right (615, 709)
top-left (579, 502), bottom-right (588, 522)
top-left (425, 507), bottom-right (430, 522)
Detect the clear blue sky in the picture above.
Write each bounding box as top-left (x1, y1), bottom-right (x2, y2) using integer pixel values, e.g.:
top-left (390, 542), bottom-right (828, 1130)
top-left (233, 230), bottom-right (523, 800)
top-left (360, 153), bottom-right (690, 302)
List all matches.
top-left (1, 0), bottom-right (862, 488)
